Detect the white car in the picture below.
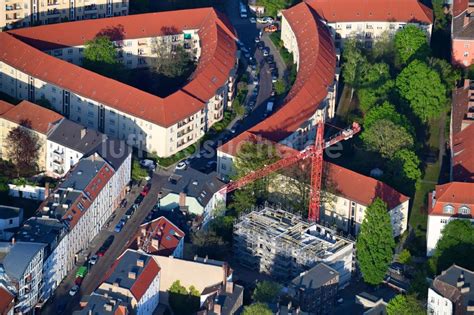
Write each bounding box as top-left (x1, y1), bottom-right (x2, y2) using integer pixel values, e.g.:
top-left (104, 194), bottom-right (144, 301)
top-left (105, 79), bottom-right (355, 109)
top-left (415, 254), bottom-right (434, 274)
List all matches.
top-left (69, 285), bottom-right (79, 296)
top-left (257, 16), bottom-right (273, 24)
top-left (175, 161), bottom-right (187, 171)
top-left (249, 17), bottom-right (256, 23)
top-left (89, 255), bottom-right (98, 265)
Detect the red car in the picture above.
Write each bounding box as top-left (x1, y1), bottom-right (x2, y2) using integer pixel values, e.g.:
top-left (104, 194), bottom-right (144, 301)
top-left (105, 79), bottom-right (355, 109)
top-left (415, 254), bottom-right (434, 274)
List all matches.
top-left (74, 276), bottom-right (83, 286)
top-left (140, 183), bottom-right (151, 196)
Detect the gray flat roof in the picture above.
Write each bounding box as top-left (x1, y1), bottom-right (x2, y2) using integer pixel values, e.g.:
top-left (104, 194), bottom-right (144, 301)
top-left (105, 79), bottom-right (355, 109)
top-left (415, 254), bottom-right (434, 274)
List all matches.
top-left (74, 293), bottom-right (129, 315)
top-left (104, 250), bottom-right (152, 292)
top-left (291, 263), bottom-right (339, 289)
top-left (1, 242), bottom-right (45, 280)
top-left (48, 119), bottom-right (104, 154)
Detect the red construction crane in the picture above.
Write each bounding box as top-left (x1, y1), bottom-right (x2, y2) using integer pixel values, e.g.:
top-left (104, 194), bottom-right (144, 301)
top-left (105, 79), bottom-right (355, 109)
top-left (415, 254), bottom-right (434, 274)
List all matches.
top-left (221, 121), bottom-right (361, 222)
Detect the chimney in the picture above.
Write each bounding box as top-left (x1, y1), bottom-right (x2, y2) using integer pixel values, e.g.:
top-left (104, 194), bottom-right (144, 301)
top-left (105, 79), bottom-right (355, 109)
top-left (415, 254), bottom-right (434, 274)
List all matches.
top-left (137, 258), bottom-right (144, 267)
top-left (461, 285), bottom-right (470, 293)
top-left (225, 281), bottom-right (234, 294)
top-left (128, 271), bottom-right (136, 279)
top-left (80, 128), bottom-right (87, 139)
top-left (179, 192), bottom-right (186, 207)
top-left (457, 273), bottom-right (465, 287)
top-left (151, 238), bottom-right (159, 249)
top-left (213, 303), bottom-right (222, 315)
top-left (88, 310), bottom-right (93, 315)
top-left (141, 228), bottom-right (147, 236)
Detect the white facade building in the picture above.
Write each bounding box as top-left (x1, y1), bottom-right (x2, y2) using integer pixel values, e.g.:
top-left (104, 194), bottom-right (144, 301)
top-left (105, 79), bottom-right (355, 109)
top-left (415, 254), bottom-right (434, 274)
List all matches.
top-left (0, 206), bottom-right (23, 241)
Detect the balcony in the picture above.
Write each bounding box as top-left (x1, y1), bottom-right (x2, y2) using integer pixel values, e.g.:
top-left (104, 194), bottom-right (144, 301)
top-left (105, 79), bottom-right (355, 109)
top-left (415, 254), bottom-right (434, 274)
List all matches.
top-left (177, 126), bottom-right (193, 138)
top-left (47, 0), bottom-right (59, 5)
top-left (5, 3), bottom-right (22, 10)
top-left (84, 4), bottom-right (97, 12)
top-left (47, 9), bottom-right (60, 16)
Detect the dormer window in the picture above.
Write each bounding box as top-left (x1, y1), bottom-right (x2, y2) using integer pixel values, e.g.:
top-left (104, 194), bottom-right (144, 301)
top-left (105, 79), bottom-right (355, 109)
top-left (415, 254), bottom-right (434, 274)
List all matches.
top-left (443, 204), bottom-right (454, 214)
top-left (459, 206), bottom-right (471, 215)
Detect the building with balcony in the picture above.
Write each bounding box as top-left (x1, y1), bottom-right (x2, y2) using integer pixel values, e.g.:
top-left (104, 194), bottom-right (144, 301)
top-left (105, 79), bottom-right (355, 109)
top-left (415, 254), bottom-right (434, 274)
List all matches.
top-left (127, 216), bottom-right (185, 258)
top-left (0, 0), bottom-right (129, 30)
top-left (0, 242), bottom-right (45, 314)
top-left (0, 9), bottom-right (238, 157)
top-left (0, 100), bottom-right (63, 172)
top-left (305, 0), bottom-right (433, 49)
top-left (233, 207), bottom-right (354, 286)
top-left (428, 264), bottom-right (474, 314)
top-left (95, 249), bottom-right (161, 315)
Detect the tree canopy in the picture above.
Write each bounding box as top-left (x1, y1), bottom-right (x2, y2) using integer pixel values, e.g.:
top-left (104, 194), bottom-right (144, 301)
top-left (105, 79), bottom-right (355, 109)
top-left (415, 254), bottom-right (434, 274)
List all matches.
top-left (131, 160), bottom-right (148, 182)
top-left (394, 25), bottom-right (430, 65)
top-left (361, 119), bottom-right (414, 158)
top-left (5, 120), bottom-right (41, 177)
top-left (252, 281), bottom-right (281, 304)
top-left (242, 303), bottom-right (273, 315)
top-left (363, 102), bottom-right (410, 131)
top-left (168, 280), bottom-right (200, 315)
top-left (151, 44), bottom-right (195, 79)
top-left (428, 57), bottom-right (461, 91)
top-left (429, 220), bottom-right (474, 274)
top-left (386, 294), bottom-right (425, 315)
top-left (356, 198), bottom-right (395, 285)
top-left (255, 0), bottom-right (290, 17)
top-left (396, 60), bottom-right (448, 121)
top-left (83, 36), bottom-right (120, 77)
top-left (389, 149), bottom-right (422, 183)
top-left (342, 40), bottom-right (369, 90)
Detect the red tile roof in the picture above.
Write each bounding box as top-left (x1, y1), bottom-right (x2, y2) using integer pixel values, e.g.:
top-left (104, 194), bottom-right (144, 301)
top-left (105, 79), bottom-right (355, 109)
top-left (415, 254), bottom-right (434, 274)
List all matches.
top-left (128, 216), bottom-right (185, 256)
top-left (130, 256), bottom-right (160, 301)
top-left (453, 0), bottom-right (469, 17)
top-left (326, 162), bottom-right (409, 209)
top-left (451, 81), bottom-right (471, 135)
top-left (306, 0), bottom-right (433, 24)
top-left (0, 286), bottom-right (14, 315)
top-left (429, 182), bottom-right (474, 216)
top-left (0, 100), bottom-right (14, 115)
top-left (0, 100), bottom-right (63, 134)
top-left (1, 8), bottom-right (237, 127)
top-left (452, 123), bottom-right (474, 182)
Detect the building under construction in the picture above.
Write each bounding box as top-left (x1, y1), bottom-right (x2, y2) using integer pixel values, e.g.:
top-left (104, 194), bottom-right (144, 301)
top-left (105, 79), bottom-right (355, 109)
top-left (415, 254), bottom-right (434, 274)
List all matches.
top-left (233, 207), bottom-right (354, 286)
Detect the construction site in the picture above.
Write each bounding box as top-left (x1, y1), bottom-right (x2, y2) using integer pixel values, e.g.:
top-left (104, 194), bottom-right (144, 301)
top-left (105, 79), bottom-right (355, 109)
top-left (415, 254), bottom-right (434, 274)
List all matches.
top-left (233, 207), bottom-right (354, 286)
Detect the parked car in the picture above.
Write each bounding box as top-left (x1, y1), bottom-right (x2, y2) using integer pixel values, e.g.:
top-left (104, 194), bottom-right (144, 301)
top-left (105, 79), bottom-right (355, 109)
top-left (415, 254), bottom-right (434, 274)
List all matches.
top-left (264, 25), bottom-right (278, 33)
top-left (257, 42), bottom-right (264, 50)
top-left (125, 206), bottom-right (135, 219)
top-left (254, 36), bottom-right (260, 43)
top-left (76, 266), bottom-right (88, 278)
top-left (69, 285), bottom-right (79, 296)
top-left (139, 159), bottom-right (155, 169)
top-left (253, 77), bottom-right (259, 85)
top-left (175, 160), bottom-right (188, 171)
top-left (89, 254), bottom-right (98, 265)
top-left (74, 276), bottom-right (83, 286)
top-left (97, 235), bottom-right (114, 256)
top-left (272, 74), bottom-right (278, 83)
top-left (249, 17), bottom-right (256, 23)
top-left (134, 194), bottom-right (144, 205)
top-left (141, 183), bottom-right (151, 196)
top-left (265, 55), bottom-right (274, 62)
top-left (263, 48), bottom-right (270, 56)
top-left (114, 221), bottom-right (124, 233)
top-left (257, 16), bottom-right (273, 24)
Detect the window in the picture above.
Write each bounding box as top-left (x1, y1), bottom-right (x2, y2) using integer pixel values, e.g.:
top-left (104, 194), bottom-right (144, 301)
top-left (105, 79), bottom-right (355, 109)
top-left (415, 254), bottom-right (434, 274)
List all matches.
top-left (346, 24), bottom-right (352, 29)
top-left (443, 204), bottom-right (454, 214)
top-left (459, 206), bottom-right (470, 215)
top-left (9, 219), bottom-right (13, 224)
top-left (67, 49), bottom-right (73, 54)
top-left (465, 51), bottom-right (469, 57)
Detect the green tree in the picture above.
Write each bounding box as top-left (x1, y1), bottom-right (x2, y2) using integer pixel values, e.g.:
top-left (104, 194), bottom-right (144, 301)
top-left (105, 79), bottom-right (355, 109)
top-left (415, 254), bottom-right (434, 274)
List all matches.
top-left (253, 281), bottom-right (281, 304)
top-left (394, 25), bottom-right (430, 65)
top-left (5, 119), bottom-right (41, 177)
top-left (370, 31), bottom-right (395, 63)
top-left (342, 40), bottom-right (369, 98)
top-left (131, 159), bottom-right (148, 182)
top-left (363, 101), bottom-right (410, 131)
top-left (398, 249), bottom-right (412, 265)
top-left (243, 303), bottom-right (273, 315)
top-left (231, 189), bottom-right (256, 214)
top-left (274, 79), bottom-right (286, 96)
top-left (255, 0), bottom-right (290, 17)
top-left (428, 58), bottom-right (461, 91)
top-left (432, 0), bottom-right (449, 30)
top-left (396, 60), bottom-right (448, 121)
top-left (168, 280), bottom-right (200, 315)
top-left (210, 216), bottom-right (234, 243)
top-left (191, 229), bottom-right (228, 260)
top-left (356, 198), bottom-right (395, 285)
top-left (83, 36), bottom-right (120, 77)
top-left (151, 43), bottom-right (195, 79)
top-left (361, 119), bottom-right (414, 158)
top-left (389, 149), bottom-right (421, 183)
top-left (429, 220), bottom-right (474, 273)
top-left (233, 99), bottom-right (246, 117)
top-left (386, 294), bottom-right (425, 315)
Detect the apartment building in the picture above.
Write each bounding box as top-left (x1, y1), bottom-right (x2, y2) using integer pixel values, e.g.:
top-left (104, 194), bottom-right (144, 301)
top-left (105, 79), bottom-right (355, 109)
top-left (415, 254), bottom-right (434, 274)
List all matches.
top-left (96, 249), bottom-right (161, 315)
top-left (153, 255), bottom-right (243, 314)
top-left (0, 100), bottom-right (63, 172)
top-left (428, 264), bottom-right (474, 314)
top-left (46, 118), bottom-right (105, 177)
top-left (0, 285), bottom-right (14, 315)
top-left (14, 141), bottom-right (131, 303)
top-left (127, 216), bottom-right (185, 258)
top-left (75, 294), bottom-right (129, 315)
top-left (0, 242), bottom-right (46, 314)
top-left (0, 9), bottom-right (238, 157)
top-left (0, 0), bottom-right (129, 30)
top-left (305, 0), bottom-right (433, 49)
top-left (285, 263), bottom-right (339, 314)
top-left (233, 207), bottom-right (354, 286)
top-left (452, 0), bottom-right (474, 67)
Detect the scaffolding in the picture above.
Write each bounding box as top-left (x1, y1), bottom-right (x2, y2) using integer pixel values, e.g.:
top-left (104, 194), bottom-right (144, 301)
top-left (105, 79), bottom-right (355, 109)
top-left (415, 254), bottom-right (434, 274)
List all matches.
top-left (233, 207), bottom-right (354, 281)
